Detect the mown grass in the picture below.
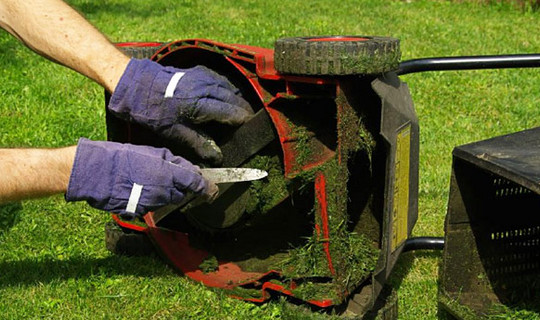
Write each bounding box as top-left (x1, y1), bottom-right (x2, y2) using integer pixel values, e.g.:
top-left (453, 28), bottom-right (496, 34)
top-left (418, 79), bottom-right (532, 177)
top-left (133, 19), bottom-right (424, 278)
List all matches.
top-left (0, 0), bottom-right (538, 319)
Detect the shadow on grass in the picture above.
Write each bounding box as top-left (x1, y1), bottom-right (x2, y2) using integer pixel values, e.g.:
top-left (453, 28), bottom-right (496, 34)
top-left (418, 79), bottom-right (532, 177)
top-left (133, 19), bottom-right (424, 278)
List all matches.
top-left (386, 249), bottom-right (455, 319)
top-left (391, 249), bottom-right (443, 283)
top-left (0, 254), bottom-right (170, 288)
top-left (0, 202), bottom-right (22, 236)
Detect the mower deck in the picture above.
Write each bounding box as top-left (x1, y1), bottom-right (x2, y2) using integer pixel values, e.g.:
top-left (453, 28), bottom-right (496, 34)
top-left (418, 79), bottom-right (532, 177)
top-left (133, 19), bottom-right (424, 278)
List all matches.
top-left (108, 37), bottom-right (417, 317)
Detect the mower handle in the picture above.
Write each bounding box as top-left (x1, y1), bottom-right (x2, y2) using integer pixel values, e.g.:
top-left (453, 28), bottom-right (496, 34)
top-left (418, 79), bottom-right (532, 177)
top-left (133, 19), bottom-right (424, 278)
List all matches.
top-left (402, 237), bottom-right (445, 252)
top-left (397, 53), bottom-right (540, 75)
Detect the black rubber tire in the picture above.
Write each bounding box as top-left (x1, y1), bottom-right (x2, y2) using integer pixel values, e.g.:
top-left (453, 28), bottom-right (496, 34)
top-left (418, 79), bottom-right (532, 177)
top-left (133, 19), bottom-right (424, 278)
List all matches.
top-left (116, 43), bottom-right (165, 59)
top-left (104, 222), bottom-right (155, 256)
top-left (274, 36), bottom-right (401, 75)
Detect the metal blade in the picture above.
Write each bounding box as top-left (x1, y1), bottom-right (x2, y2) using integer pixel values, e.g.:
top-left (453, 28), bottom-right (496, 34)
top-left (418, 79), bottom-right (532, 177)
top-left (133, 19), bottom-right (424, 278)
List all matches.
top-left (151, 167), bottom-right (267, 225)
top-left (201, 168), bottom-right (268, 184)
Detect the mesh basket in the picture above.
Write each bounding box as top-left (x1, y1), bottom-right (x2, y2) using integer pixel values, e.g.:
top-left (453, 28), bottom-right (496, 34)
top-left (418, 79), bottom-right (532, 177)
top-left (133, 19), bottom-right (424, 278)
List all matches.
top-left (440, 127), bottom-right (540, 318)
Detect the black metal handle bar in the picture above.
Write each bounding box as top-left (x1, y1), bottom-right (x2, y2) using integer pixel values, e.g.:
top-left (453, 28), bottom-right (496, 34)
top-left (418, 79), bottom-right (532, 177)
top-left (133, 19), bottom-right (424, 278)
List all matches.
top-left (397, 54), bottom-right (540, 75)
top-left (402, 237), bottom-right (444, 252)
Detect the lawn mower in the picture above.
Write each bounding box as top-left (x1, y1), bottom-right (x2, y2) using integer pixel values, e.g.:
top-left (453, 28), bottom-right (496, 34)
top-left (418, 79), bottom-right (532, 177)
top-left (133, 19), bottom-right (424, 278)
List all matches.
top-left (103, 37), bottom-right (540, 319)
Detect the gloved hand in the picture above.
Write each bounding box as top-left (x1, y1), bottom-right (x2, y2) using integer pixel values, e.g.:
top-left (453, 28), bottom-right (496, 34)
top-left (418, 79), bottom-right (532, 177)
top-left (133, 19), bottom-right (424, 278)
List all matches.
top-left (65, 138), bottom-right (218, 219)
top-left (108, 59), bottom-right (253, 165)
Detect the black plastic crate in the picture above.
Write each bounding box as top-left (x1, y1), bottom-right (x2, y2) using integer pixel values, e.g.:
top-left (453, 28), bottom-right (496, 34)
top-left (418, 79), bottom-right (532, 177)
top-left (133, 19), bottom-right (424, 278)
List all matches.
top-left (440, 127), bottom-right (540, 318)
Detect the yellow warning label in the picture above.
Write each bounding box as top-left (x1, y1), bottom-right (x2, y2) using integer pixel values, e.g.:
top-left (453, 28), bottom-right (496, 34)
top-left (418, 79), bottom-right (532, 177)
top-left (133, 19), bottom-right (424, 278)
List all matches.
top-left (391, 123), bottom-right (411, 252)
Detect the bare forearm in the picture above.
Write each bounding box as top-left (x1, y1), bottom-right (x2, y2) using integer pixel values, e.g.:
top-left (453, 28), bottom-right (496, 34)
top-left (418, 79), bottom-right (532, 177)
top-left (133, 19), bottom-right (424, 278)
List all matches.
top-left (0, 146), bottom-right (76, 203)
top-left (0, 0), bottom-right (129, 92)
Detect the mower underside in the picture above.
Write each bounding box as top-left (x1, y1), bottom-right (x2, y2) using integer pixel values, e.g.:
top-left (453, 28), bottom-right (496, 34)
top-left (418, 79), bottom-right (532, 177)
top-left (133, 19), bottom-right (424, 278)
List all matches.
top-left (107, 38), bottom-right (418, 315)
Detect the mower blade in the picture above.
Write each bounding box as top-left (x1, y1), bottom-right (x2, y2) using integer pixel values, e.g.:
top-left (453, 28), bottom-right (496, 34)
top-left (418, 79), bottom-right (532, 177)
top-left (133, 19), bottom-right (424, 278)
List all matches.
top-left (150, 168), bottom-right (267, 225)
top-left (220, 109), bottom-right (276, 167)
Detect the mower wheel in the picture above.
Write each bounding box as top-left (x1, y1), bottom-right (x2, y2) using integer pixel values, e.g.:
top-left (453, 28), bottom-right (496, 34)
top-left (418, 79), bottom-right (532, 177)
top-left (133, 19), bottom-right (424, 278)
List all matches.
top-left (274, 36), bottom-right (400, 75)
top-left (116, 43), bottom-right (165, 59)
top-left (104, 222), bottom-right (154, 256)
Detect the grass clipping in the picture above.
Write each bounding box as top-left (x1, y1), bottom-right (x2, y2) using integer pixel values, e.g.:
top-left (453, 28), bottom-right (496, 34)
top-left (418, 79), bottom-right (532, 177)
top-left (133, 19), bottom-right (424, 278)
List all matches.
top-left (279, 98), bottom-right (379, 302)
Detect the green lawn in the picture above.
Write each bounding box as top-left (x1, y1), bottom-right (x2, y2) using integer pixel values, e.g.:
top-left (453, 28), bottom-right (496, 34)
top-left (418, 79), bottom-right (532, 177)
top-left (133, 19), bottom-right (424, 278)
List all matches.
top-left (0, 0), bottom-right (539, 319)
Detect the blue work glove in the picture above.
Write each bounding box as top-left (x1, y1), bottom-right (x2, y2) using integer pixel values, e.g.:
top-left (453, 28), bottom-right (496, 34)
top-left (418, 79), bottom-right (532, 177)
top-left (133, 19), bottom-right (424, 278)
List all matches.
top-left (108, 59), bottom-right (253, 165)
top-left (65, 138), bottom-right (217, 219)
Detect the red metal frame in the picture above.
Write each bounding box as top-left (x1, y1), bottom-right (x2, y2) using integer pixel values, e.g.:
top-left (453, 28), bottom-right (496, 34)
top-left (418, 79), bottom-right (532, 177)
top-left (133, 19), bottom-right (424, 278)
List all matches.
top-left (111, 214), bottom-right (147, 233)
top-left (315, 173), bottom-right (336, 275)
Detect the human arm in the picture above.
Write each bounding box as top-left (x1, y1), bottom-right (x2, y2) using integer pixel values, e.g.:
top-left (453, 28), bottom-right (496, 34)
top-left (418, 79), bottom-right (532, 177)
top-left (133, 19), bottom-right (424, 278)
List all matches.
top-left (0, 0), bottom-right (129, 93)
top-left (0, 0), bottom-right (253, 164)
top-left (0, 140), bottom-right (217, 217)
top-left (0, 146), bottom-right (76, 203)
